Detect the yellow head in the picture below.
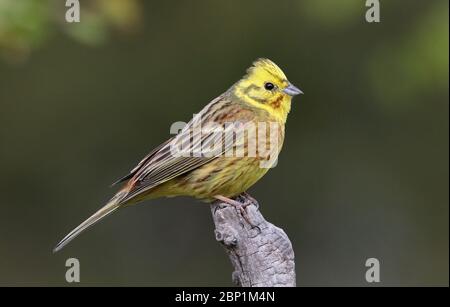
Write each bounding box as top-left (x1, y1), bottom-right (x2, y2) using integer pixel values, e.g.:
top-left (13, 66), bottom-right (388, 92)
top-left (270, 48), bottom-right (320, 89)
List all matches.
top-left (232, 58), bottom-right (302, 123)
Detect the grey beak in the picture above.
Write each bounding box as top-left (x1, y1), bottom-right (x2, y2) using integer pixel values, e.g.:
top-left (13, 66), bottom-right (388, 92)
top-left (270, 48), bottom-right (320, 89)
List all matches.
top-left (283, 83), bottom-right (303, 96)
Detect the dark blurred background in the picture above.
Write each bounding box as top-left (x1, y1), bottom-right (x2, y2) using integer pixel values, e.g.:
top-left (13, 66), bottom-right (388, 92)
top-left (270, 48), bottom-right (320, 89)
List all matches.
top-left (0, 0), bottom-right (448, 286)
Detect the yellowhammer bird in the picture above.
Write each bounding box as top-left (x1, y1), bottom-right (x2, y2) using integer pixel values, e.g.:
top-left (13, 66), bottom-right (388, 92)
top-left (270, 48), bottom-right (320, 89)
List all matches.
top-left (54, 58), bottom-right (302, 252)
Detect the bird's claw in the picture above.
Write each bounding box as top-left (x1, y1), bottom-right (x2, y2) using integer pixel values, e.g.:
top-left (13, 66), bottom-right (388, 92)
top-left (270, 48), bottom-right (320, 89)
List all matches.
top-left (214, 194), bottom-right (261, 232)
top-left (241, 192), bottom-right (260, 210)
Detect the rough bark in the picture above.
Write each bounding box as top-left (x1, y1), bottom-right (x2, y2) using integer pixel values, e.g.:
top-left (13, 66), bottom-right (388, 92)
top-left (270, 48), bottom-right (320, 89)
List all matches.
top-left (210, 194), bottom-right (296, 287)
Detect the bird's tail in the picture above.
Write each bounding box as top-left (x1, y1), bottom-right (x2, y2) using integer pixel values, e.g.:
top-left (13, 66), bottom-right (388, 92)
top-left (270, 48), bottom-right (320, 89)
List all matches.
top-left (53, 191), bottom-right (127, 253)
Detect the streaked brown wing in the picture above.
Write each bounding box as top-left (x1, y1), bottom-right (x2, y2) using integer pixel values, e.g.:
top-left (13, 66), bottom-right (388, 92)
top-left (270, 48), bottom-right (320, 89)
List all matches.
top-left (119, 94), bottom-right (254, 203)
top-left (111, 138), bottom-right (173, 186)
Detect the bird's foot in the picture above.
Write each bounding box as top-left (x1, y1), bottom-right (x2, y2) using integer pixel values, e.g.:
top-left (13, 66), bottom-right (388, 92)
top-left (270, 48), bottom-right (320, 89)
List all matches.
top-left (241, 192), bottom-right (260, 210)
top-left (214, 194), bottom-right (260, 232)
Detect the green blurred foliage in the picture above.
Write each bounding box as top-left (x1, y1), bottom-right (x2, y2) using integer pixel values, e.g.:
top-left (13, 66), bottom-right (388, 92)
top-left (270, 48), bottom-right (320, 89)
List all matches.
top-left (0, 0), bottom-right (51, 60)
top-left (301, 0), bottom-right (362, 27)
top-left (368, 1), bottom-right (449, 111)
top-left (0, 0), bottom-right (448, 286)
top-left (0, 0), bottom-right (141, 61)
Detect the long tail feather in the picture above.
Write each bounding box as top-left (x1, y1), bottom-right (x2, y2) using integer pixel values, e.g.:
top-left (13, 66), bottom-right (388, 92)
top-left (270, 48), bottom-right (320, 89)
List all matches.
top-left (53, 192), bottom-right (126, 253)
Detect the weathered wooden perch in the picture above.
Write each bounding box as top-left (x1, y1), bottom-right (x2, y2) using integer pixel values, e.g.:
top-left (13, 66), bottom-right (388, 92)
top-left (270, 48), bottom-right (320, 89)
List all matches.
top-left (210, 194), bottom-right (296, 287)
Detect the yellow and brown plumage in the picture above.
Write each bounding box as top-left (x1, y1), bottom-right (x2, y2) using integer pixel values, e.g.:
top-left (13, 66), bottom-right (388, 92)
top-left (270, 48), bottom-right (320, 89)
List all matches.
top-left (54, 58), bottom-right (302, 252)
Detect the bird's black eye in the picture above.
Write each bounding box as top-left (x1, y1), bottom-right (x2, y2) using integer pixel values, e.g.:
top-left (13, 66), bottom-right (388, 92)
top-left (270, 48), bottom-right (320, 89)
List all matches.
top-left (264, 82), bottom-right (275, 91)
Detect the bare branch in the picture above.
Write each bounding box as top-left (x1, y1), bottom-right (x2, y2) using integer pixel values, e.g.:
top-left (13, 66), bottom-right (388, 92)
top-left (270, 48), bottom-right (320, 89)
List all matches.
top-left (210, 194), bottom-right (296, 287)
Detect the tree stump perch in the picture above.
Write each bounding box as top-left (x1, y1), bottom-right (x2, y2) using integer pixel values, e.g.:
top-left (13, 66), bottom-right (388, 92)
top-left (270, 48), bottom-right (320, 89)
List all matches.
top-left (210, 194), bottom-right (296, 287)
